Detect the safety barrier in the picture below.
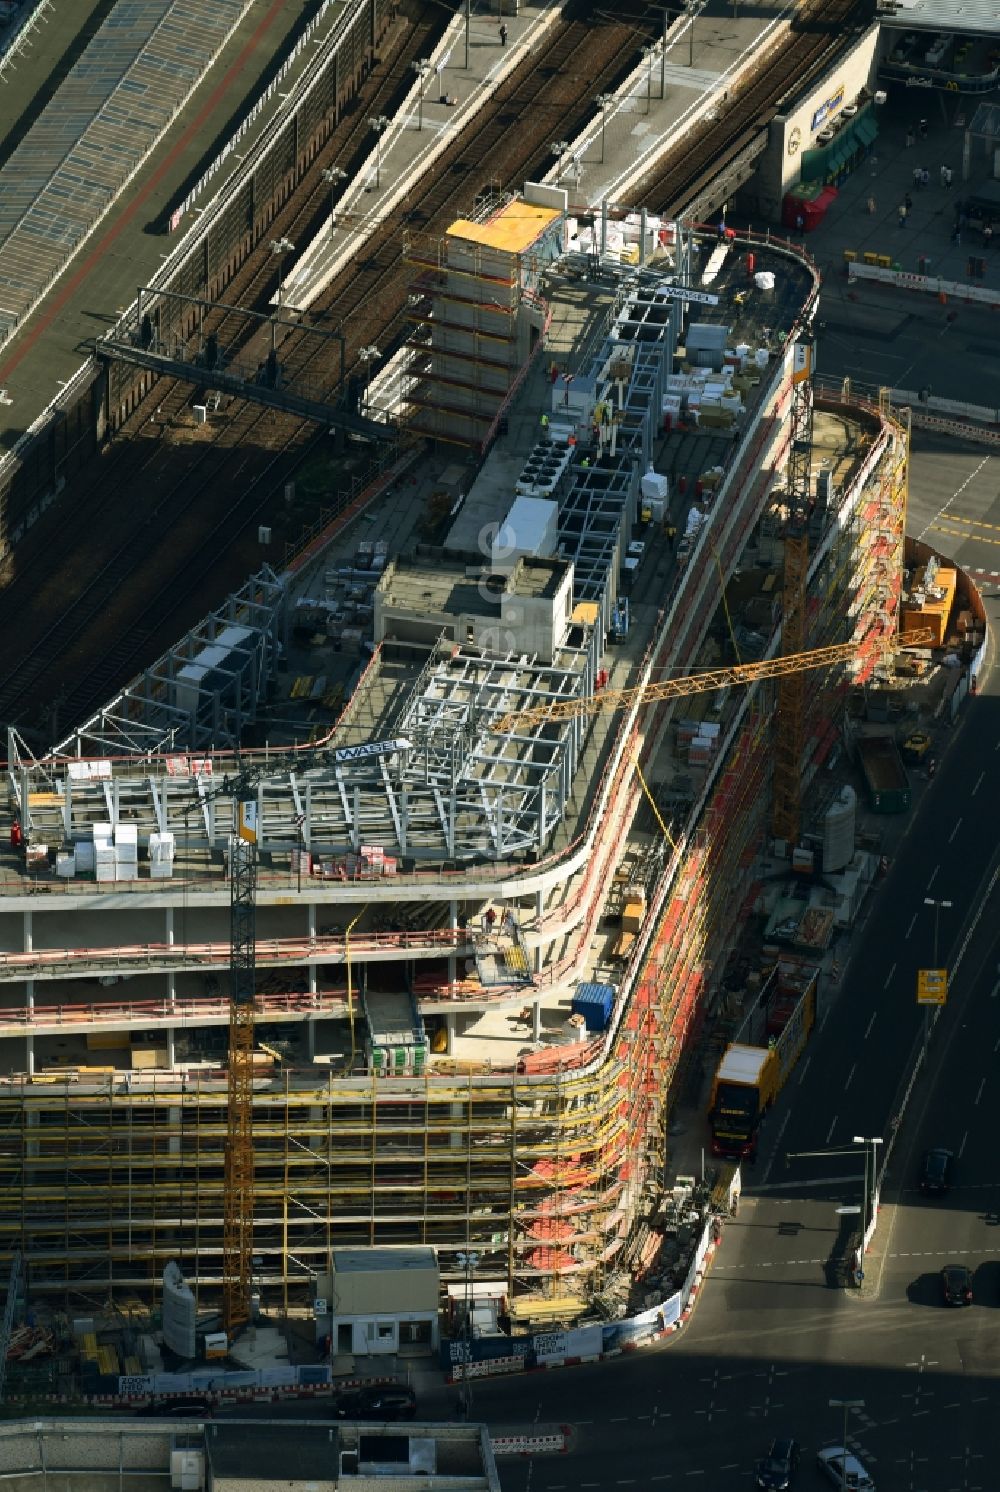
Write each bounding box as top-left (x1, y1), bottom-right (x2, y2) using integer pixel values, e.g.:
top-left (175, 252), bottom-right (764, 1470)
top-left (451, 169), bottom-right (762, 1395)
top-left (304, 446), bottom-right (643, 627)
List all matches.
top-left (490, 1425), bottom-right (570, 1457)
top-left (848, 258), bottom-right (1000, 310)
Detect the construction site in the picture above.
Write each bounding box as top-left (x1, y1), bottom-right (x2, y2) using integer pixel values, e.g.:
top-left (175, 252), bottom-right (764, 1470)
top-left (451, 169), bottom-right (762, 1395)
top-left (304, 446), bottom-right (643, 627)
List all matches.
top-left (2, 179), bottom-right (977, 1379)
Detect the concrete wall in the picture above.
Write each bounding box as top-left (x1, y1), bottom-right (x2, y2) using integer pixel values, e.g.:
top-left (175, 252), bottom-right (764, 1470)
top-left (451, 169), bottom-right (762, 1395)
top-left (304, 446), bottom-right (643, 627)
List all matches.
top-left (751, 23), bottom-right (881, 219)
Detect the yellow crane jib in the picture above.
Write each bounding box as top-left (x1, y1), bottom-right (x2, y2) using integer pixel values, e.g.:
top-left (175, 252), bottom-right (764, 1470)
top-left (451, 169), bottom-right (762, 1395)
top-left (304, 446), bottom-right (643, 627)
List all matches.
top-left (493, 630), bottom-right (935, 734)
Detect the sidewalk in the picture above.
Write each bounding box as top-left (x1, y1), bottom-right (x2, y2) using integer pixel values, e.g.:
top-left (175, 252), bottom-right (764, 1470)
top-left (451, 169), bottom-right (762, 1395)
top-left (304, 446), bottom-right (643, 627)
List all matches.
top-left (802, 93), bottom-right (997, 408)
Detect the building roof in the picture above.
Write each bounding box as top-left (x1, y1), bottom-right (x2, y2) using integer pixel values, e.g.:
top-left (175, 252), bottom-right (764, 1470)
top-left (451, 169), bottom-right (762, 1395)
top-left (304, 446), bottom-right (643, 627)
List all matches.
top-left (332, 1246), bottom-right (438, 1274)
top-left (207, 1425), bottom-right (339, 1483)
top-left (447, 200), bottom-right (561, 254)
top-left (881, 0), bottom-right (1000, 33)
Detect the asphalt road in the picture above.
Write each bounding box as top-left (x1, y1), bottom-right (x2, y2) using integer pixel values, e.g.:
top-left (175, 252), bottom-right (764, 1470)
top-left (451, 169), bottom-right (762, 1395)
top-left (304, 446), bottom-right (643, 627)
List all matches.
top-left (438, 604), bottom-right (1000, 1489)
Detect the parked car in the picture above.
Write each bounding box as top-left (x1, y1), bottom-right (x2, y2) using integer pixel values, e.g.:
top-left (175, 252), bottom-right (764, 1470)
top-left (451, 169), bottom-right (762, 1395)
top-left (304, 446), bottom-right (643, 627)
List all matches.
top-left (919, 1146), bottom-right (952, 1195)
top-left (754, 1437), bottom-right (800, 1489)
top-left (816, 1447), bottom-right (875, 1492)
top-left (332, 1384), bottom-right (417, 1421)
top-left (941, 1264), bottom-right (973, 1306)
top-left (143, 1396), bottom-right (214, 1418)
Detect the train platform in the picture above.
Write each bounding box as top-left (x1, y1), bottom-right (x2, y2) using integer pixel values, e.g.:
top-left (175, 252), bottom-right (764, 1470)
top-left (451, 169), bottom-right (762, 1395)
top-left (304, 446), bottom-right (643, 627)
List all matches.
top-left (285, 0), bottom-right (795, 314)
top-left (0, 0), bottom-right (318, 454)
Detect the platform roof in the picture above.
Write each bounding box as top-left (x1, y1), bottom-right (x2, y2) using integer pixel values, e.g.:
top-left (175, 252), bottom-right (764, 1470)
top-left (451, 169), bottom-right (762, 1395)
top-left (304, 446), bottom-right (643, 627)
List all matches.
top-left (447, 201), bottom-right (561, 254)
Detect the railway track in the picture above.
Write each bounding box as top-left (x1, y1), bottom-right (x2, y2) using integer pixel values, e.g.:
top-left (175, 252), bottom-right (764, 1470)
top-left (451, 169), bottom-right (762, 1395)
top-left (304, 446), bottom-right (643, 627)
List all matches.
top-left (0, 4), bottom-right (663, 739)
top-left (639, 0), bottom-right (873, 214)
top-left (0, 3), bottom-right (446, 731)
top-left (2, 0), bottom-right (869, 744)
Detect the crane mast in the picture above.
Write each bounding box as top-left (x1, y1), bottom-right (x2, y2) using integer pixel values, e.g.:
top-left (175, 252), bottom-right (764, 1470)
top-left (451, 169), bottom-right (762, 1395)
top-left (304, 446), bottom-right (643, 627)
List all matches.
top-left (222, 785), bottom-right (258, 1338)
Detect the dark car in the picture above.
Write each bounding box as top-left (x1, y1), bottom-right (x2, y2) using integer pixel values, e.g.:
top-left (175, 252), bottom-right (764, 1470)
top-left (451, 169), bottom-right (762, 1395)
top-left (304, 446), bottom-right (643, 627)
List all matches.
top-left (920, 1146), bottom-right (952, 1195)
top-left (755, 1438), bottom-right (800, 1490)
top-left (332, 1384), bottom-right (417, 1421)
top-left (143, 1396), bottom-right (213, 1418)
top-left (941, 1264), bottom-right (973, 1307)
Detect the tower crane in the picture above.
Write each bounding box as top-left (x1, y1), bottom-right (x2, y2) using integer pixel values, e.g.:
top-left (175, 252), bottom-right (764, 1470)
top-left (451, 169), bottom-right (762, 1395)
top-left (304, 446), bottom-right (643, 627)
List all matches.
top-left (222, 763), bottom-right (260, 1339)
top-left (492, 630), bottom-right (933, 734)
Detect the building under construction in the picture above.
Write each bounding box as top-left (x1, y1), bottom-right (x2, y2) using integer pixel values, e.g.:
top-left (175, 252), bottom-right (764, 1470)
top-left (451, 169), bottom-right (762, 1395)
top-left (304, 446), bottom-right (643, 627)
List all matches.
top-left (1, 203), bottom-right (917, 1330)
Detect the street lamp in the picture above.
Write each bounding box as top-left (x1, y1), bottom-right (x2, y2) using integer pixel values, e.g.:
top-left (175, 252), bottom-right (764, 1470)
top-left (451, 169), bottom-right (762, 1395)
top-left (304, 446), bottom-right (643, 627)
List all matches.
top-left (829, 1400), bottom-right (864, 1491)
top-left (412, 59), bottom-right (433, 131)
top-left (368, 114), bottom-right (389, 189)
top-left (321, 166), bottom-right (347, 236)
top-left (923, 896), bottom-right (952, 1049)
top-left (596, 93), bottom-right (613, 163)
top-left (852, 1134), bottom-right (883, 1270)
top-left (269, 237), bottom-right (295, 351)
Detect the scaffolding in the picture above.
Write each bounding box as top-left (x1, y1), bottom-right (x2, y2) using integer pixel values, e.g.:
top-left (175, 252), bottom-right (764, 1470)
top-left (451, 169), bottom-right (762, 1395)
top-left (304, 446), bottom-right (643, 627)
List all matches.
top-left (403, 203), bottom-right (560, 447)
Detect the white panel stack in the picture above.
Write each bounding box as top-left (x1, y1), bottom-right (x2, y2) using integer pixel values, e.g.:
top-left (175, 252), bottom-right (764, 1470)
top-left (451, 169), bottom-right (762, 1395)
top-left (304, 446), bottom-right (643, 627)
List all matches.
top-left (95, 837), bottom-right (116, 883)
top-left (115, 823), bottom-right (138, 883)
top-left (75, 841), bottom-right (96, 874)
top-left (56, 852), bottom-right (76, 879)
top-left (149, 832), bottom-right (176, 881)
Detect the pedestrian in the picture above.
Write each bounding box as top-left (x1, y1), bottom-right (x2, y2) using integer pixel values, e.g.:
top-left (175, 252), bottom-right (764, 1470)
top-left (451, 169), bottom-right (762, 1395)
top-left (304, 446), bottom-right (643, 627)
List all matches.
top-left (945, 166), bottom-right (953, 187)
top-left (540, 411), bottom-right (549, 433)
top-left (904, 192), bottom-right (913, 212)
top-left (905, 128), bottom-right (915, 148)
top-left (866, 195), bottom-right (876, 215)
top-left (921, 168), bottom-right (930, 189)
top-left (580, 456), bottom-right (590, 468)
top-left (795, 212), bottom-right (804, 234)
top-left (912, 166), bottom-right (922, 188)
top-left (940, 164), bottom-right (949, 188)
top-left (952, 226), bottom-right (961, 245)
top-left (499, 21), bottom-right (507, 44)
top-left (985, 223), bottom-right (994, 248)
top-left (918, 117), bottom-right (928, 138)
top-left (717, 218), bottom-right (727, 241)
top-left (898, 204), bottom-right (907, 228)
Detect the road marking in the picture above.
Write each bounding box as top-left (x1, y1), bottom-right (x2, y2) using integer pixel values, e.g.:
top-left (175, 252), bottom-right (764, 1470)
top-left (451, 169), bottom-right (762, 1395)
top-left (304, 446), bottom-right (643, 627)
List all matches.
top-left (845, 1063), bottom-right (856, 1089)
top-left (927, 864), bottom-right (939, 890)
top-left (959, 1129), bottom-right (968, 1157)
top-left (975, 1078), bottom-right (985, 1105)
top-left (948, 818), bottom-right (962, 843)
top-left (761, 1112), bottom-right (791, 1185)
top-left (797, 1055), bottom-right (811, 1085)
top-left (864, 1011), bottom-right (877, 1038)
top-left (754, 1174), bottom-right (863, 1191)
top-left (825, 1114), bottom-right (837, 1144)
top-left (917, 454), bottom-right (991, 541)
top-left (973, 771), bottom-right (984, 795)
top-left (906, 912), bottom-right (918, 939)
top-left (883, 962), bottom-right (897, 989)
top-left (610, 1416), bottom-right (629, 1422)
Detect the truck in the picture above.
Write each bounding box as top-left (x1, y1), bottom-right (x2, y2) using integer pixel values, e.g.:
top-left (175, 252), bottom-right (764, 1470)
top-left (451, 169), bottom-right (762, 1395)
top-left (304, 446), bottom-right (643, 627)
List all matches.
top-left (708, 965), bottom-right (818, 1160)
top-left (610, 885), bottom-right (646, 961)
top-left (856, 735), bottom-right (911, 814)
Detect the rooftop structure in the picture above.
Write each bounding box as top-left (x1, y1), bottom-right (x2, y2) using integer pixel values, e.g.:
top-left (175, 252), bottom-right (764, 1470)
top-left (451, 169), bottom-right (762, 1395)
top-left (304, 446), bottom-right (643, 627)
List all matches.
top-left (0, 1419), bottom-right (499, 1492)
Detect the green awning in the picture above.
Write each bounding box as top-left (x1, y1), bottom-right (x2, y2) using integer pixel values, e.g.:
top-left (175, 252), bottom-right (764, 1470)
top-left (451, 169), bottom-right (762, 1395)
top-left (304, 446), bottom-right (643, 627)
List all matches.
top-left (827, 149), bottom-right (847, 175)
top-left (856, 114), bottom-right (878, 145)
